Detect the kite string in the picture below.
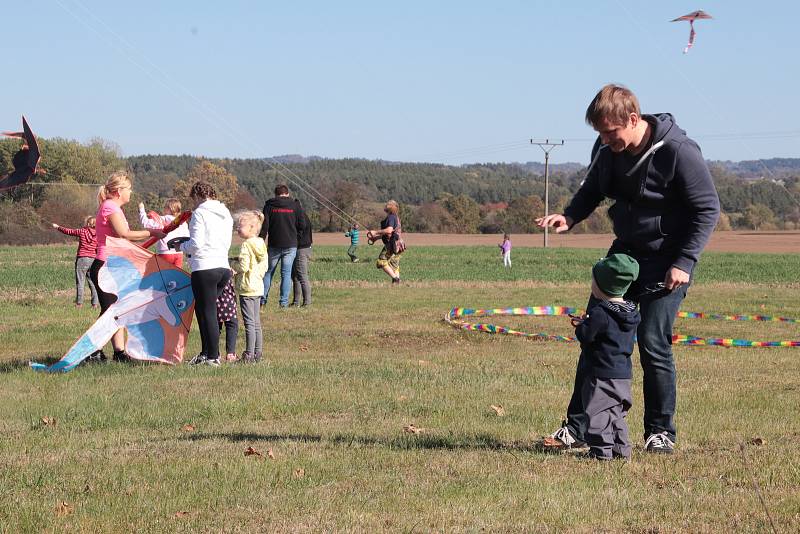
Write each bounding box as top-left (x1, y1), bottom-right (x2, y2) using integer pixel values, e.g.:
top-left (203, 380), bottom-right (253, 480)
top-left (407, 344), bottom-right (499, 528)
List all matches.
top-left (613, 0), bottom-right (800, 209)
top-left (53, 0), bottom-right (361, 228)
top-left (51, 0), bottom-right (800, 217)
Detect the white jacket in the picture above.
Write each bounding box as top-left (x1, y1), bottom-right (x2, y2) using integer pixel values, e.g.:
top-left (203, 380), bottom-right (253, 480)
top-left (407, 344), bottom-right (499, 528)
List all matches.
top-left (138, 207), bottom-right (190, 255)
top-left (180, 199), bottom-right (232, 272)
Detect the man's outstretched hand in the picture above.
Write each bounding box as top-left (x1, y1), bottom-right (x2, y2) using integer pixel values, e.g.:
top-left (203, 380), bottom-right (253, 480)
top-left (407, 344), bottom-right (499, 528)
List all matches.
top-left (535, 214), bottom-right (573, 233)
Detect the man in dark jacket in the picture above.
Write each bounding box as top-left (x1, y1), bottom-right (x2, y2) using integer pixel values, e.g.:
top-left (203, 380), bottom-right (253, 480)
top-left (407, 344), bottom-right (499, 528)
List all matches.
top-left (291, 202), bottom-right (313, 306)
top-left (259, 184), bottom-right (306, 307)
top-left (537, 84), bottom-right (720, 453)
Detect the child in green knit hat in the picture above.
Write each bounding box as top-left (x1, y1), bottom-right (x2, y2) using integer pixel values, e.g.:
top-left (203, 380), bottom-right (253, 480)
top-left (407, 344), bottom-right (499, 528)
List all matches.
top-left (545, 253), bottom-right (641, 460)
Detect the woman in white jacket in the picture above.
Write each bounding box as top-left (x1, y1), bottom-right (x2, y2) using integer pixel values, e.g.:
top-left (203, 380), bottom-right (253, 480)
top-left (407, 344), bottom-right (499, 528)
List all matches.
top-left (178, 181), bottom-right (233, 367)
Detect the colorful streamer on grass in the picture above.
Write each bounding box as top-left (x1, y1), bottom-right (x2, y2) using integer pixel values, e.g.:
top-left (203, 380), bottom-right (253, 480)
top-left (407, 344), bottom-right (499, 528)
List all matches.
top-left (446, 307), bottom-right (800, 348)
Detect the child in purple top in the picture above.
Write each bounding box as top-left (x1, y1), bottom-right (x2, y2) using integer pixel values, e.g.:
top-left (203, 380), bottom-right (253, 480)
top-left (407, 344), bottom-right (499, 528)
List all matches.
top-left (499, 233), bottom-right (512, 268)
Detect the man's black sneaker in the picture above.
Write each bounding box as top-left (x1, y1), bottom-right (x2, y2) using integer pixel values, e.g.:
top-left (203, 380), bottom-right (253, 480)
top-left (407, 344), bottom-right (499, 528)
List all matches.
top-left (392, 277), bottom-right (401, 284)
top-left (644, 432), bottom-right (675, 454)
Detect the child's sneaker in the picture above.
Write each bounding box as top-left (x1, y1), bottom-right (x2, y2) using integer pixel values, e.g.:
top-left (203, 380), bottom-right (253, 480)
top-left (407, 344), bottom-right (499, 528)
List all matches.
top-left (543, 421), bottom-right (586, 450)
top-left (239, 352), bottom-right (260, 364)
top-left (644, 432), bottom-right (675, 454)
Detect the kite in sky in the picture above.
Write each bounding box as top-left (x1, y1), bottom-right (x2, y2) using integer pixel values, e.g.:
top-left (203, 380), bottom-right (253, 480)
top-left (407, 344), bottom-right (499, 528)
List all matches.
top-left (0, 116), bottom-right (41, 192)
top-left (31, 237), bottom-right (195, 372)
top-left (671, 10), bottom-right (713, 54)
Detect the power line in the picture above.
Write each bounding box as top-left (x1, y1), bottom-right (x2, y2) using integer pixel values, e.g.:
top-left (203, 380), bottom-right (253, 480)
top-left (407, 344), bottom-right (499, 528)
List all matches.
top-left (530, 139), bottom-right (564, 248)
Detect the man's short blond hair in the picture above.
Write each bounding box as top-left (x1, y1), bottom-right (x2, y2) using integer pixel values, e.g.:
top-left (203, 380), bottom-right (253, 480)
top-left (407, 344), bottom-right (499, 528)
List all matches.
top-left (585, 84), bottom-right (641, 128)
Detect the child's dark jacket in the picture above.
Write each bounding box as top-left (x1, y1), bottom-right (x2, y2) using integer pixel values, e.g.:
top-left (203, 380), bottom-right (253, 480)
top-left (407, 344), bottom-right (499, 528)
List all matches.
top-left (576, 299), bottom-right (641, 379)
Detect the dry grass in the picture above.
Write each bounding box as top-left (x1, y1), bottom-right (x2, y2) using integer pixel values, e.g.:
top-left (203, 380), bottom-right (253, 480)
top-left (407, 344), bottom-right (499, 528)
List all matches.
top-left (0, 245), bottom-right (798, 531)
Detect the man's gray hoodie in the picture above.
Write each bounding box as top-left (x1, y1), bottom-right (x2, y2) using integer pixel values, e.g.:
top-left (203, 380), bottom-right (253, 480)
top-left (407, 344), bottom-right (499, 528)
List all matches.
top-left (564, 113), bottom-right (720, 274)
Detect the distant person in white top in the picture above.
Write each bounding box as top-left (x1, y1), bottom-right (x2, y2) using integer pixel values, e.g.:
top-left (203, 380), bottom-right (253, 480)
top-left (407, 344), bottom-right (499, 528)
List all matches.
top-left (173, 181), bottom-right (233, 367)
top-left (138, 197), bottom-right (189, 268)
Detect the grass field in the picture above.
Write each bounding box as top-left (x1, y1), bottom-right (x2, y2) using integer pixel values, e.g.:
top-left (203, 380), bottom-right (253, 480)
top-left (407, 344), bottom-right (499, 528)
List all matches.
top-left (1, 243), bottom-right (798, 532)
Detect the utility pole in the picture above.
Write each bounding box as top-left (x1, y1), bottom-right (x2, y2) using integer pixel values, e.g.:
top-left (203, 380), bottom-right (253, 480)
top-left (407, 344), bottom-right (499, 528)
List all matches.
top-left (530, 139), bottom-right (564, 248)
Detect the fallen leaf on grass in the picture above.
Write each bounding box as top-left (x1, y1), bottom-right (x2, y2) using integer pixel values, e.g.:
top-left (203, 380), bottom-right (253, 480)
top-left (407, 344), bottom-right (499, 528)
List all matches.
top-left (403, 424), bottom-right (424, 434)
top-left (180, 424), bottom-right (195, 432)
top-left (749, 437), bottom-right (766, 446)
top-left (244, 446), bottom-right (262, 457)
top-left (55, 501), bottom-right (72, 517)
top-left (542, 437), bottom-right (565, 449)
top-left (299, 345), bottom-right (309, 352)
top-left (398, 395), bottom-right (408, 402)
top-left (418, 360), bottom-right (430, 366)
top-left (41, 417), bottom-right (56, 427)
top-left (490, 405), bottom-right (506, 417)
top-left (174, 511), bottom-right (190, 518)
top-left (294, 468), bottom-right (305, 478)
top-left (267, 448), bottom-right (275, 460)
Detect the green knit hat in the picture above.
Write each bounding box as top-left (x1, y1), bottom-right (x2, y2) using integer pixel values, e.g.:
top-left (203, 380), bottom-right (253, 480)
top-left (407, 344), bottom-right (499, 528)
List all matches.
top-left (592, 253), bottom-right (639, 297)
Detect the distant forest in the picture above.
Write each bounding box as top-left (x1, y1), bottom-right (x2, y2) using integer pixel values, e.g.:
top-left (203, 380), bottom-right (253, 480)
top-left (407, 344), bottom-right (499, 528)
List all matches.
top-left (1, 135), bottom-right (799, 244)
top-left (127, 153), bottom-right (800, 235)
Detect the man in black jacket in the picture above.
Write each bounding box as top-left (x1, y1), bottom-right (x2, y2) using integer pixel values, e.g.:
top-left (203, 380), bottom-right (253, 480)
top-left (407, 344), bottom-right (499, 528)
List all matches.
top-left (259, 184), bottom-right (306, 308)
top-left (537, 84), bottom-right (720, 453)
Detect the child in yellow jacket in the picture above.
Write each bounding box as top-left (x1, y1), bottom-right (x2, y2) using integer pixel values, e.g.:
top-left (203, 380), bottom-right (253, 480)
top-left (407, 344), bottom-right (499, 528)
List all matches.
top-left (230, 211), bottom-right (269, 363)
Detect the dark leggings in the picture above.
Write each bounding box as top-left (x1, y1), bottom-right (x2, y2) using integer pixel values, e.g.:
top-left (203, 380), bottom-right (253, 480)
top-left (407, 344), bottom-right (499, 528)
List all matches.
top-left (88, 258), bottom-right (124, 352)
top-left (191, 268), bottom-right (231, 360)
top-left (88, 259), bottom-right (118, 314)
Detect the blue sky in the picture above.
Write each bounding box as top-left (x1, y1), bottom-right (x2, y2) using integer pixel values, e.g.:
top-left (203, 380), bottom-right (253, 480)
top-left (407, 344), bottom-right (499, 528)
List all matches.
top-left (3, 1), bottom-right (798, 165)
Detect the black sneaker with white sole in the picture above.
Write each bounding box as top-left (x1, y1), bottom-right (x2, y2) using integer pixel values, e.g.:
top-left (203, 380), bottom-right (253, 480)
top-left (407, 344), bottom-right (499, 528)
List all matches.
top-left (188, 354), bottom-right (220, 367)
top-left (644, 432), bottom-right (675, 454)
top-left (83, 350), bottom-right (107, 365)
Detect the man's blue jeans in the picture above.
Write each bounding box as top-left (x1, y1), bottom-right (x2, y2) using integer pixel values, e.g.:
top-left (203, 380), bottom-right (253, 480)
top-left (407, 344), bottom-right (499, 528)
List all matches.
top-left (263, 246), bottom-right (297, 307)
top-left (565, 274), bottom-right (687, 444)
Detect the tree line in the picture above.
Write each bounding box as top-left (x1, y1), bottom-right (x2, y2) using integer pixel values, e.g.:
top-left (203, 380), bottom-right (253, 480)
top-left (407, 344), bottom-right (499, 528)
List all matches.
top-left (1, 137), bottom-right (798, 245)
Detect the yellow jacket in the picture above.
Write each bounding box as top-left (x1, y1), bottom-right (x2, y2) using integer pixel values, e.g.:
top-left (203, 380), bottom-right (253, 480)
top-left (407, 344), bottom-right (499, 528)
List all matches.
top-left (230, 237), bottom-right (268, 296)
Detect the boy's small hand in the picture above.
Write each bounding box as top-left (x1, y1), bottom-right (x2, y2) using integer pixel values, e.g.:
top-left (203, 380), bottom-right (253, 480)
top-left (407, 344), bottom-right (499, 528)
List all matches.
top-left (569, 313), bottom-right (588, 327)
top-left (51, 223), bottom-right (58, 229)
top-left (138, 202), bottom-right (145, 211)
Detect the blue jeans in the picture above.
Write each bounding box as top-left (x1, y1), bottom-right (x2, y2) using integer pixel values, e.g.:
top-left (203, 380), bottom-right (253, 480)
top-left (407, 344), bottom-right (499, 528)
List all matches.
top-left (636, 282), bottom-right (687, 441)
top-left (566, 251), bottom-right (688, 444)
top-left (263, 246), bottom-right (297, 307)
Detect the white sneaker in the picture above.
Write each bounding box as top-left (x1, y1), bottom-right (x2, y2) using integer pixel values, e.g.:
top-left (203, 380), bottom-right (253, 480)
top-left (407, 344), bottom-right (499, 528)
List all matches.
top-left (644, 432), bottom-right (675, 454)
top-left (543, 421), bottom-right (586, 449)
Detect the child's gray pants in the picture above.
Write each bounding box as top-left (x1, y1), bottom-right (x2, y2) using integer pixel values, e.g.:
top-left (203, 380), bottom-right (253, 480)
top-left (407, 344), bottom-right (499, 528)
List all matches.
top-left (581, 376), bottom-right (632, 459)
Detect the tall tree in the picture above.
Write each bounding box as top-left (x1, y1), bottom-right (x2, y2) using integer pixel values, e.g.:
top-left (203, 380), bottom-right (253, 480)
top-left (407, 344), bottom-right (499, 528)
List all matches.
top-left (439, 194), bottom-right (481, 233)
top-left (503, 195), bottom-right (544, 233)
top-left (173, 161), bottom-right (238, 208)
